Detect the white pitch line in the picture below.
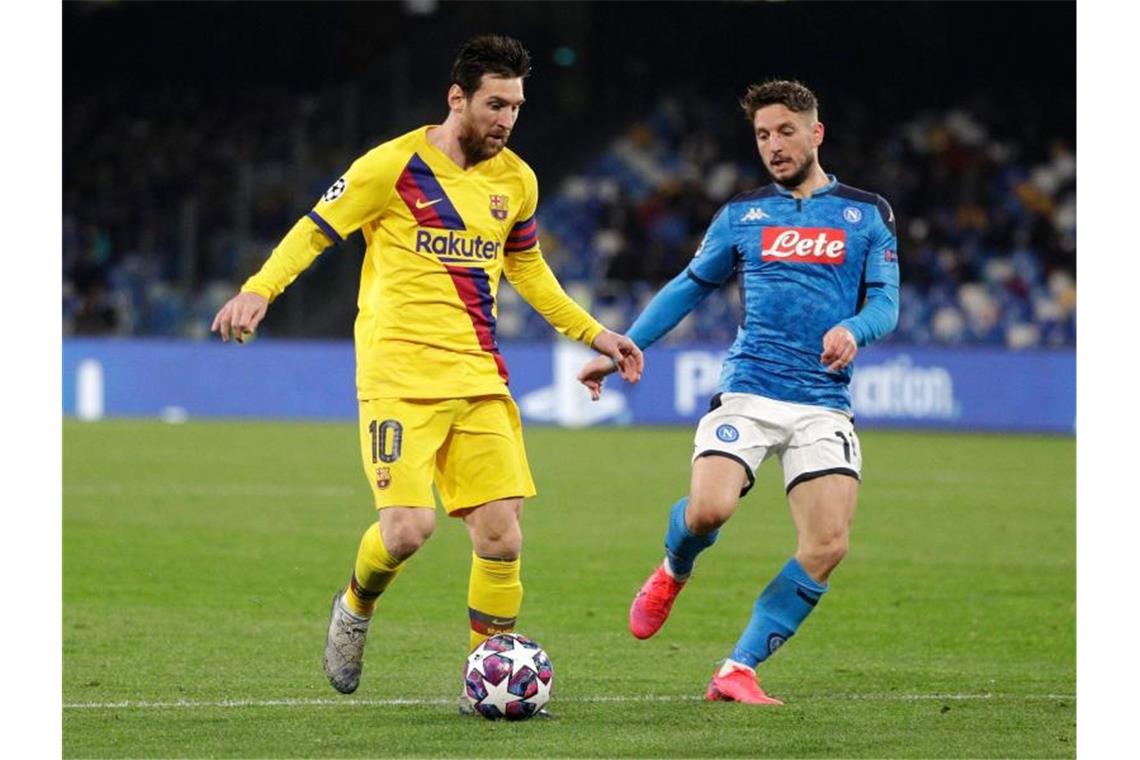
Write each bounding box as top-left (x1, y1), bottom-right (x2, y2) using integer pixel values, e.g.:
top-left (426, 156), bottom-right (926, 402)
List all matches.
top-left (62, 693), bottom-right (1073, 710)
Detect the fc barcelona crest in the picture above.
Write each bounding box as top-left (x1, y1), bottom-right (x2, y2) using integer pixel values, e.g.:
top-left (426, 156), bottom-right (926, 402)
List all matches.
top-left (490, 194), bottom-right (509, 221)
top-left (375, 467), bottom-right (392, 490)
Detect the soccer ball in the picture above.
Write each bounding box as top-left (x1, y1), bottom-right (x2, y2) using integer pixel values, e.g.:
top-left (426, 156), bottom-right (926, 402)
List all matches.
top-left (463, 633), bottom-right (553, 720)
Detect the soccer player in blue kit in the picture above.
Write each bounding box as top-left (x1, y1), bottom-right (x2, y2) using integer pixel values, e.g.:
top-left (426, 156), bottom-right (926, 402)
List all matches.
top-left (578, 80), bottom-right (900, 704)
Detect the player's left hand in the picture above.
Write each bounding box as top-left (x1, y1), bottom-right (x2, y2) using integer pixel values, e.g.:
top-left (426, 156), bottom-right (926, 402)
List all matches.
top-left (576, 355), bottom-right (616, 401)
top-left (590, 330), bottom-right (644, 385)
top-left (211, 291), bottom-right (269, 343)
top-left (820, 325), bottom-right (858, 372)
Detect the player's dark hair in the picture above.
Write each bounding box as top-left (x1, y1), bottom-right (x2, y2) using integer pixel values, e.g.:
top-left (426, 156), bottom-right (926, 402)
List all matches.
top-left (451, 35), bottom-right (532, 96)
top-left (740, 80), bottom-right (819, 121)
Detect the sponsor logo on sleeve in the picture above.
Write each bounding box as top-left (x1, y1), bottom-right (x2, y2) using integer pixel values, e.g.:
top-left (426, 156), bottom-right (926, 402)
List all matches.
top-left (760, 227), bottom-right (847, 264)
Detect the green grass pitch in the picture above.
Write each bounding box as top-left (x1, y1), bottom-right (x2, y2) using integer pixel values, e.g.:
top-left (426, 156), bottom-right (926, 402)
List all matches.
top-left (63, 420), bottom-right (1074, 758)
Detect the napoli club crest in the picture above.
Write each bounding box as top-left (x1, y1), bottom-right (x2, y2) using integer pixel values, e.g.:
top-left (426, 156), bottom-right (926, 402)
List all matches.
top-left (716, 424), bottom-right (740, 443)
top-left (490, 194), bottom-right (509, 221)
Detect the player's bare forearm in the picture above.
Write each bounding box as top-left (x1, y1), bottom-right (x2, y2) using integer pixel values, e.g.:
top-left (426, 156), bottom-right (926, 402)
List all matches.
top-left (211, 292), bottom-right (269, 343)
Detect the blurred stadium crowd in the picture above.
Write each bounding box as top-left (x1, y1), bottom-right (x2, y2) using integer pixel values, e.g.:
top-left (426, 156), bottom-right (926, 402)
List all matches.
top-left (534, 95), bottom-right (1077, 348)
top-left (64, 84), bottom-right (1075, 349)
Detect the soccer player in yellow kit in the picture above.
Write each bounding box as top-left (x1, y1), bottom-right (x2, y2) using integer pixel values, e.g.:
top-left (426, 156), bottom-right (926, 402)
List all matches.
top-left (210, 35), bottom-right (643, 698)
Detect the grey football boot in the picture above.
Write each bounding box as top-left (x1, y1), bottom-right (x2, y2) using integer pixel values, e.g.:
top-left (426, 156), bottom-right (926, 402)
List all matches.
top-left (323, 590), bottom-right (371, 694)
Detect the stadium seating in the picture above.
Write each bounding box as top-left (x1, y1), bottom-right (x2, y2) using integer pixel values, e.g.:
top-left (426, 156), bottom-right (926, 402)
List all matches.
top-left (63, 90), bottom-right (1075, 348)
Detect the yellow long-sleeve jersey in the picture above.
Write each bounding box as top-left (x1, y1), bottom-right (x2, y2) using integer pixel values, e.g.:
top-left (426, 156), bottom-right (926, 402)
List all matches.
top-left (241, 126), bottom-right (604, 400)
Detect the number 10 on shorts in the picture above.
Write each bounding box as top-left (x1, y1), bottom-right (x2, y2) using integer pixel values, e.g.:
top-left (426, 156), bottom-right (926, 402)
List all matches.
top-left (369, 419), bottom-right (403, 464)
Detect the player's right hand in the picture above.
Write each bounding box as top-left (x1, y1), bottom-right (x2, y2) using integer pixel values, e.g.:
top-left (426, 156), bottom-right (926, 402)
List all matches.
top-left (211, 292), bottom-right (269, 343)
top-left (576, 354), bottom-right (620, 401)
top-left (590, 330), bottom-right (644, 384)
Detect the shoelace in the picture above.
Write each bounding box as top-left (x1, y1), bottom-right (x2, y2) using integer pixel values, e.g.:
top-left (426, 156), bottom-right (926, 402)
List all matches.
top-left (334, 611), bottom-right (369, 640)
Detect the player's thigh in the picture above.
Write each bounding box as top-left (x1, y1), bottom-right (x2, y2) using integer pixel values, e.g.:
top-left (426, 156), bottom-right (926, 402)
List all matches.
top-left (435, 395), bottom-right (536, 514)
top-left (780, 404), bottom-right (862, 541)
top-left (786, 473), bottom-right (859, 546)
top-left (691, 392), bottom-right (785, 502)
top-left (690, 455), bottom-right (751, 521)
top-left (358, 398), bottom-right (457, 509)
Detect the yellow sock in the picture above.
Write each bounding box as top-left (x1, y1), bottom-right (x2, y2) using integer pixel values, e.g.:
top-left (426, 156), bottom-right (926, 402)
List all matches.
top-left (467, 553), bottom-right (522, 651)
top-left (344, 523), bottom-right (404, 618)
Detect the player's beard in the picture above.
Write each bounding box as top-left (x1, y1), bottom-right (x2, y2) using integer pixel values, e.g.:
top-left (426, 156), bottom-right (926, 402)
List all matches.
top-left (458, 121), bottom-right (507, 165)
top-left (770, 152), bottom-right (817, 190)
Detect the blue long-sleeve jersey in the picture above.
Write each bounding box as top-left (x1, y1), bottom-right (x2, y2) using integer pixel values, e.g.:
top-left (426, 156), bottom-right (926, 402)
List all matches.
top-left (628, 175), bottom-right (900, 413)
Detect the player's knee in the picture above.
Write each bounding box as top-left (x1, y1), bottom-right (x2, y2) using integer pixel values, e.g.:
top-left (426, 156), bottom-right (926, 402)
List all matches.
top-left (471, 522), bottom-right (522, 560)
top-left (798, 532), bottom-right (849, 577)
top-left (381, 517), bottom-right (435, 560)
top-left (686, 492), bottom-right (737, 535)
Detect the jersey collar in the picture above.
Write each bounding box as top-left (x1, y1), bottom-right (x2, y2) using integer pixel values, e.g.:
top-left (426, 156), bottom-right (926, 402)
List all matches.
top-left (771, 174), bottom-right (839, 198)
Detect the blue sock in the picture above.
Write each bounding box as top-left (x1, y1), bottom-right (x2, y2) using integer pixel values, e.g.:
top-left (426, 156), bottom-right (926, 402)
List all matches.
top-left (729, 557), bottom-right (828, 668)
top-left (663, 497), bottom-right (718, 579)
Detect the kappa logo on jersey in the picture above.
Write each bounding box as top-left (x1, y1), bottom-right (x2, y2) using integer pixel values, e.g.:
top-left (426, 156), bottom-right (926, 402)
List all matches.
top-left (761, 227), bottom-right (847, 265)
top-left (740, 207), bottom-right (769, 222)
top-left (489, 194), bottom-right (509, 220)
top-left (322, 177), bottom-right (347, 203)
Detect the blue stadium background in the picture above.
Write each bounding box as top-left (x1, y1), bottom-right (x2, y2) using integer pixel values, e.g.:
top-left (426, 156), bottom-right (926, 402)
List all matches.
top-left (62, 1), bottom-right (1075, 432)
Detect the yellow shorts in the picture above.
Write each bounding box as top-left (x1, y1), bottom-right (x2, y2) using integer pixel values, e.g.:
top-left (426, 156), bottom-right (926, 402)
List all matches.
top-left (358, 395), bottom-right (537, 514)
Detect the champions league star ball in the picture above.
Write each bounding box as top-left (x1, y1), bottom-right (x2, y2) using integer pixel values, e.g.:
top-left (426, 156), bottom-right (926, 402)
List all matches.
top-left (463, 633), bottom-right (553, 720)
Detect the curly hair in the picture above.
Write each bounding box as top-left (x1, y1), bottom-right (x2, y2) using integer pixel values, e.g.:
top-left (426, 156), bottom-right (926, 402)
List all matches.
top-left (739, 80), bottom-right (819, 121)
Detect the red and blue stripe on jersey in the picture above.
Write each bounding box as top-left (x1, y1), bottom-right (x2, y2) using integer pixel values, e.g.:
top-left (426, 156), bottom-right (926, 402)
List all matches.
top-left (445, 265), bottom-right (509, 383)
top-left (390, 153), bottom-right (508, 382)
top-left (396, 154), bottom-right (467, 230)
top-left (505, 214), bottom-right (537, 253)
